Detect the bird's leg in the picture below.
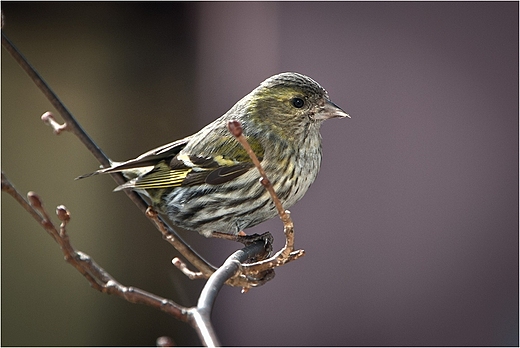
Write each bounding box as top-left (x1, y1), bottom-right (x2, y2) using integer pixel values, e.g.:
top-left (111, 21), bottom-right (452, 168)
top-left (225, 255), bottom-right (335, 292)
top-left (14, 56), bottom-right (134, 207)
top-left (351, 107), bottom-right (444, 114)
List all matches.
top-left (209, 231), bottom-right (242, 241)
top-left (210, 231), bottom-right (273, 262)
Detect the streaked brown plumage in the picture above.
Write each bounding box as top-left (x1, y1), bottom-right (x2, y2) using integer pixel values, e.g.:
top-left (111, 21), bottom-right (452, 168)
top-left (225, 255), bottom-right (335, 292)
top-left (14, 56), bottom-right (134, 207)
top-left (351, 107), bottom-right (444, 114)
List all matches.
top-left (81, 72), bottom-right (349, 237)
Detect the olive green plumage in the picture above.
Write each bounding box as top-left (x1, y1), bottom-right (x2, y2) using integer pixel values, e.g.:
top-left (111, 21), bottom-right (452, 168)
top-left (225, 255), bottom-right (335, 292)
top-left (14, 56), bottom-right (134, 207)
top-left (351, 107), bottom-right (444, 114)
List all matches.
top-left (82, 72), bottom-right (349, 237)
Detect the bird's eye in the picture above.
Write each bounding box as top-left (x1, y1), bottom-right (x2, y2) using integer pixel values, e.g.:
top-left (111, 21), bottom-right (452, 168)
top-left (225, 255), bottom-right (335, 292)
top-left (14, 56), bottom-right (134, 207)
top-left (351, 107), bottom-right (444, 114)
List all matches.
top-left (291, 97), bottom-right (305, 108)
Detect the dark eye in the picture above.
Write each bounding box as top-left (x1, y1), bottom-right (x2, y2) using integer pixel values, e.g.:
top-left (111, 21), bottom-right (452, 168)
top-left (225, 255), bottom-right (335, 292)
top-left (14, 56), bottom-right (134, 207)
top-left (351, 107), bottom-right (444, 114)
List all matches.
top-left (291, 97), bottom-right (305, 108)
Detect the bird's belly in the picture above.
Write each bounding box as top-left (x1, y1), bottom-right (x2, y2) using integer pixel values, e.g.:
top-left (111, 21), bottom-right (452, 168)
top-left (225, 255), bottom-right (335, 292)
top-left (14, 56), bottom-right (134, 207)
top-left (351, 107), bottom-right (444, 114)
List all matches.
top-left (158, 155), bottom-right (319, 237)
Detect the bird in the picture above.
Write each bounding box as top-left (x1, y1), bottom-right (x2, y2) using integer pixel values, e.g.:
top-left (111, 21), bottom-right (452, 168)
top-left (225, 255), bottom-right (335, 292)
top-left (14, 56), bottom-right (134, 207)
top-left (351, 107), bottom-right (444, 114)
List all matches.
top-left (80, 72), bottom-right (349, 238)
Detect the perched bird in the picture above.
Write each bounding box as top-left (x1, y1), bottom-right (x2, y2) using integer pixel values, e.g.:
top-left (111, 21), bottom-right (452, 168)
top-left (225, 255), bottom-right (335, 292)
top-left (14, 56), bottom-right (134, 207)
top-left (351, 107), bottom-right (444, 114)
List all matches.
top-left (81, 72), bottom-right (349, 238)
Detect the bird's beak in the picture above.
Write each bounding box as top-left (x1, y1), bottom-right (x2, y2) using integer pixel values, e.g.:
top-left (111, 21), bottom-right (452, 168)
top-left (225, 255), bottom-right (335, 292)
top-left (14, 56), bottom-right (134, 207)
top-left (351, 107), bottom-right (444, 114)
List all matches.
top-left (315, 99), bottom-right (351, 120)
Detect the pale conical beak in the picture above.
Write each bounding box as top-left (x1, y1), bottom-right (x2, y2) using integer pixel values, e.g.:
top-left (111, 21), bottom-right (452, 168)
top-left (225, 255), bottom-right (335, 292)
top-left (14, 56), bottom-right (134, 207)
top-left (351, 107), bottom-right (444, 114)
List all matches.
top-left (315, 99), bottom-right (351, 120)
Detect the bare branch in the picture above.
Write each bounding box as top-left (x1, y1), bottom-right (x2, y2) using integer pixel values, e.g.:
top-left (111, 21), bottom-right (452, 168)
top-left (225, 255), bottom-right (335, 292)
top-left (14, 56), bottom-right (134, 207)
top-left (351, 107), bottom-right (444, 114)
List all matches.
top-left (2, 172), bottom-right (191, 320)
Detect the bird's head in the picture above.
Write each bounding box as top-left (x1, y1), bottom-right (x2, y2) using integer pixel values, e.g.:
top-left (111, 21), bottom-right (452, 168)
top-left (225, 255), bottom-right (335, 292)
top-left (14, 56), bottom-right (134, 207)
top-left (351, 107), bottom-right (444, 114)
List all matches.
top-left (244, 72), bottom-right (349, 139)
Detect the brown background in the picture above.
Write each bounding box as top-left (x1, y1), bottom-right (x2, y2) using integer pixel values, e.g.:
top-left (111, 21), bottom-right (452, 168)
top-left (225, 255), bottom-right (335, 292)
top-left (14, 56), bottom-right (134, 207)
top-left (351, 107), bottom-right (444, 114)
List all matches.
top-left (2, 2), bottom-right (518, 346)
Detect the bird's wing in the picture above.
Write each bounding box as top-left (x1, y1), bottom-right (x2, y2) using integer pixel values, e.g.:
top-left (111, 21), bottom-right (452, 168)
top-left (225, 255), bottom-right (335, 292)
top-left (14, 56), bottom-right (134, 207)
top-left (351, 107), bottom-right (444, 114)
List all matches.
top-left (76, 136), bottom-right (193, 179)
top-left (113, 134), bottom-right (264, 191)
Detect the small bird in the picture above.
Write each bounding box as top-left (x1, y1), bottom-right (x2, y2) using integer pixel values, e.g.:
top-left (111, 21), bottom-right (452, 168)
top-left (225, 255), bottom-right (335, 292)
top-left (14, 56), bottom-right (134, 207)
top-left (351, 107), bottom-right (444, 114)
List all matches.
top-left (81, 72), bottom-right (349, 238)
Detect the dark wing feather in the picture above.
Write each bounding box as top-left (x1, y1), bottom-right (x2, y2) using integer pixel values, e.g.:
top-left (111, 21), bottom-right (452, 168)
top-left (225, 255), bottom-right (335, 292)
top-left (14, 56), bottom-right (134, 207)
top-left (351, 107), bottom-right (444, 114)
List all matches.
top-left (204, 163), bottom-right (253, 185)
top-left (117, 158), bottom-right (254, 191)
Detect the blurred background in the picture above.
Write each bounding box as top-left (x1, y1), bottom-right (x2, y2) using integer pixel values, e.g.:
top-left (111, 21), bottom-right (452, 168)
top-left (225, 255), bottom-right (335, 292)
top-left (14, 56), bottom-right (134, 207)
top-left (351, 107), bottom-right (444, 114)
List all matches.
top-left (1, 2), bottom-right (518, 346)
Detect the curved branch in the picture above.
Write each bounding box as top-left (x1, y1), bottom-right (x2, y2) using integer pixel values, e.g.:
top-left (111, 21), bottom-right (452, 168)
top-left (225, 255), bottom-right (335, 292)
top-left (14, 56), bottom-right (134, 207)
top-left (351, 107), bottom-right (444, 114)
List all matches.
top-left (190, 240), bottom-right (269, 346)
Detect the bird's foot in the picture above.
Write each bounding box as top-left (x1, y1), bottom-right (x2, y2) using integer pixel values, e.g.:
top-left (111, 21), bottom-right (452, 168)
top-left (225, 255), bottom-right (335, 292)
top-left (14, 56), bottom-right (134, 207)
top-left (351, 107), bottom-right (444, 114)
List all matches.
top-left (210, 231), bottom-right (273, 261)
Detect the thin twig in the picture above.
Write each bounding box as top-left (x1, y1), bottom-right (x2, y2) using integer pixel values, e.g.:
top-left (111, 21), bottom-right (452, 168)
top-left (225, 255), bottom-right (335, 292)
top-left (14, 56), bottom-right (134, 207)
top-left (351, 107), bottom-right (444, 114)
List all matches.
top-left (227, 121), bottom-right (305, 275)
top-left (172, 257), bottom-right (205, 280)
top-left (146, 208), bottom-right (217, 277)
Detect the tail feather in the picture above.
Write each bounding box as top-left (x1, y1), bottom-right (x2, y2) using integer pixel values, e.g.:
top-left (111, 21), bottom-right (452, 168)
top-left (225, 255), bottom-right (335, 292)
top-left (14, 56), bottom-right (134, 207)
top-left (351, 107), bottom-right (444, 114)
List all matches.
top-left (75, 137), bottom-right (189, 181)
top-left (75, 161), bottom-right (124, 180)
top-left (75, 171), bottom-right (100, 180)
top-left (113, 177), bottom-right (139, 191)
